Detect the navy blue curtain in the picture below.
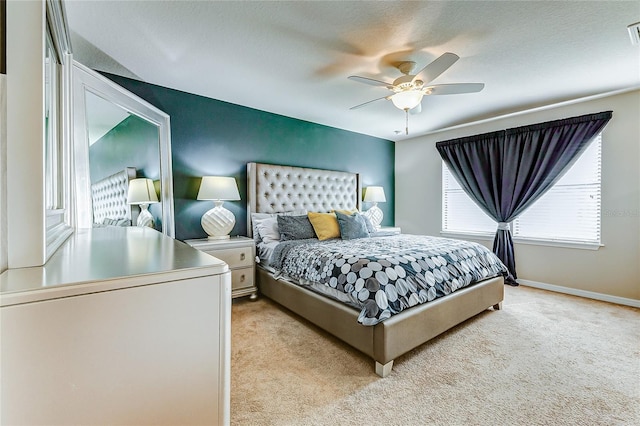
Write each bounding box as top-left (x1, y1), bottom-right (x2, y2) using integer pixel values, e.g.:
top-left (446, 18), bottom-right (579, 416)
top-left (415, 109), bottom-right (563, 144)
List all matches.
top-left (436, 111), bottom-right (612, 285)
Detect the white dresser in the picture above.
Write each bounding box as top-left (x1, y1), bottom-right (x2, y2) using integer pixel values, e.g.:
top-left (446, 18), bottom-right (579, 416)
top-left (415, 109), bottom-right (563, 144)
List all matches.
top-left (0, 227), bottom-right (231, 425)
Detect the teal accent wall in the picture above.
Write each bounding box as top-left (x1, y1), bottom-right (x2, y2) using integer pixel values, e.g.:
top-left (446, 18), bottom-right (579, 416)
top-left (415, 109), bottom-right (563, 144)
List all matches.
top-left (103, 73), bottom-right (395, 241)
top-left (89, 114), bottom-right (160, 183)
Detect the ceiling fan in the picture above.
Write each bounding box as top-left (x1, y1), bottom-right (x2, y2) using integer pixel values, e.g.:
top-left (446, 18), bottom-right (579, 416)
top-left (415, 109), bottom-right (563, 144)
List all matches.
top-left (348, 52), bottom-right (484, 134)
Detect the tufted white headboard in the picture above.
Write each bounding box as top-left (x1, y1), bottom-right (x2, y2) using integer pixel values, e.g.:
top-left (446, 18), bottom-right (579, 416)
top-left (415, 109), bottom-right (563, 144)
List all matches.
top-left (247, 162), bottom-right (360, 236)
top-left (90, 167), bottom-right (137, 225)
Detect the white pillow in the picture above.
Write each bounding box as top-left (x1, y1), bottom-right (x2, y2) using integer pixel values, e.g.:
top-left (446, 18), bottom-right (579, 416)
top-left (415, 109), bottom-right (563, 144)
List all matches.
top-left (250, 209), bottom-right (307, 243)
top-left (254, 216), bottom-right (280, 244)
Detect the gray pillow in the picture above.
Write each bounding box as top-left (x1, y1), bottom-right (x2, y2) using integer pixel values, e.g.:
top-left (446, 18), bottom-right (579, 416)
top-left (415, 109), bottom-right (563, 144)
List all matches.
top-left (335, 211), bottom-right (370, 240)
top-left (360, 213), bottom-right (376, 234)
top-left (278, 215), bottom-right (317, 240)
top-left (102, 218), bottom-right (131, 227)
top-left (251, 209), bottom-right (307, 243)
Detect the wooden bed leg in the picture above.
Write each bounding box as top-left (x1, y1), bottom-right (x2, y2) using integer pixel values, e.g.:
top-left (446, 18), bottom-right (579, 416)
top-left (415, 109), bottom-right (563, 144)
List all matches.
top-left (375, 360), bottom-right (394, 378)
top-left (493, 302), bottom-right (503, 310)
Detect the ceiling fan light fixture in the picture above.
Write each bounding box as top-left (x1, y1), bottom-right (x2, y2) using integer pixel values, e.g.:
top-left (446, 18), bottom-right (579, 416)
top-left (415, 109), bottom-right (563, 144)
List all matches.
top-left (391, 90), bottom-right (423, 110)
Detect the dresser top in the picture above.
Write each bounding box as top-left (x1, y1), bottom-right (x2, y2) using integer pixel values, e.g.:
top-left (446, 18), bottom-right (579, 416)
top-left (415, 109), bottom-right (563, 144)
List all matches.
top-left (1, 227), bottom-right (227, 306)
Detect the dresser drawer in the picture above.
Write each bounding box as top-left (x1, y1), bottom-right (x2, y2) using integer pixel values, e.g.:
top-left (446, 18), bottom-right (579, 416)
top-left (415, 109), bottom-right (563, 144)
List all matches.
top-left (207, 247), bottom-right (253, 269)
top-left (231, 267), bottom-right (254, 291)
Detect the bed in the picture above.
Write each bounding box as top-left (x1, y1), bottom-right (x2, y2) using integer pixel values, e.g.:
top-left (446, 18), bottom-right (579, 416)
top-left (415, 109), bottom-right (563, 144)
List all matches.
top-left (247, 162), bottom-right (505, 377)
top-left (90, 167), bottom-right (137, 227)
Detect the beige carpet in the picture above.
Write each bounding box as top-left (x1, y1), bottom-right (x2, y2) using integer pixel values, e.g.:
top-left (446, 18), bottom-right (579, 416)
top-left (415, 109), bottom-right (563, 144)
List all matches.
top-left (230, 285), bottom-right (639, 425)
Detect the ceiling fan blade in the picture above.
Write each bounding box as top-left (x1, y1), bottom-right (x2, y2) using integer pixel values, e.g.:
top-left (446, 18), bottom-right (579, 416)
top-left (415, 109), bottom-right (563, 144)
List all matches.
top-left (348, 75), bottom-right (394, 89)
top-left (410, 103), bottom-right (422, 115)
top-left (425, 83), bottom-right (485, 95)
top-left (349, 95), bottom-right (390, 110)
top-left (412, 52), bottom-right (460, 85)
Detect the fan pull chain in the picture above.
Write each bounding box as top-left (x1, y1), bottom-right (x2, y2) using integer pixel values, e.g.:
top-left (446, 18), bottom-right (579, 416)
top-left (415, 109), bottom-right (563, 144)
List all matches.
top-left (405, 108), bottom-right (409, 135)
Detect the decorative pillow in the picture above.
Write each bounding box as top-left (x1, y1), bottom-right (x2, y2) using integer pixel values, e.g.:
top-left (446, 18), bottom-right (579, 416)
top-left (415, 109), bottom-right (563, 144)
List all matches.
top-left (251, 209), bottom-right (307, 243)
top-left (307, 212), bottom-right (340, 241)
top-left (360, 208), bottom-right (380, 231)
top-left (102, 218), bottom-right (131, 227)
top-left (335, 211), bottom-right (370, 240)
top-left (333, 209), bottom-right (357, 215)
top-left (332, 208), bottom-right (375, 234)
top-left (254, 216), bottom-right (280, 244)
top-left (277, 215), bottom-right (317, 241)
top-left (359, 213), bottom-right (377, 234)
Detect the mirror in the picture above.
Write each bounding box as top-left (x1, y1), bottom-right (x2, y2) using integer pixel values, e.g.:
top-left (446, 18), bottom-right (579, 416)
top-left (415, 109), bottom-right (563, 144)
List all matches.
top-left (72, 61), bottom-right (175, 237)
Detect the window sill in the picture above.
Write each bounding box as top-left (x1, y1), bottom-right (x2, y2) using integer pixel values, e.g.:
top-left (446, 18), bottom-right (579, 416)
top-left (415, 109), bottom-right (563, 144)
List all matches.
top-left (440, 231), bottom-right (603, 251)
top-left (46, 209), bottom-right (73, 260)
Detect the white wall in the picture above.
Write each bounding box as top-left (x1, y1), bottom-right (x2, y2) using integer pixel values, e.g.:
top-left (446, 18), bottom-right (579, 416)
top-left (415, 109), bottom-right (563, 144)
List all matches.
top-left (6, 0), bottom-right (48, 268)
top-left (396, 89), bottom-right (640, 302)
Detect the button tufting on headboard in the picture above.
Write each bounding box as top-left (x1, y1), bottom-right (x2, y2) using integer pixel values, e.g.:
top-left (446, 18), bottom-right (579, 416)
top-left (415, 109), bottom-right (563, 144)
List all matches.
top-left (91, 168), bottom-right (136, 224)
top-left (248, 163), bottom-right (360, 220)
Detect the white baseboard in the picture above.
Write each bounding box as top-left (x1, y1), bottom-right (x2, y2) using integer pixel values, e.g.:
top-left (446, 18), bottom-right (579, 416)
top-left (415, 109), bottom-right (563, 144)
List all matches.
top-left (518, 279), bottom-right (640, 308)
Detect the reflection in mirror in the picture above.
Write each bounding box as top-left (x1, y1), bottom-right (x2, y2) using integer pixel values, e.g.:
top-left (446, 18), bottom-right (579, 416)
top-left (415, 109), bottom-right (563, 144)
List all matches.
top-left (85, 91), bottom-right (163, 231)
top-left (73, 61), bottom-right (175, 237)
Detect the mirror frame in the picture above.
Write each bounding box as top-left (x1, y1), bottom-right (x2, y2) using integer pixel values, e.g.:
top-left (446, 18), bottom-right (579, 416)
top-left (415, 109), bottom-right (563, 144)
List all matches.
top-left (72, 61), bottom-right (175, 237)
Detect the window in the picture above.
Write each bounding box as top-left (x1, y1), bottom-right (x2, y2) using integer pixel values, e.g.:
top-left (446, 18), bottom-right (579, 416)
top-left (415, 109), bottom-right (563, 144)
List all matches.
top-left (44, 0), bottom-right (73, 258)
top-left (442, 134), bottom-right (602, 247)
top-left (45, 28), bottom-right (62, 210)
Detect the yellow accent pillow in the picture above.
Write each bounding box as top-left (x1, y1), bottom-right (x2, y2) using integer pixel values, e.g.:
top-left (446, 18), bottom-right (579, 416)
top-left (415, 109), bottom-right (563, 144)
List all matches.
top-left (308, 212), bottom-right (340, 240)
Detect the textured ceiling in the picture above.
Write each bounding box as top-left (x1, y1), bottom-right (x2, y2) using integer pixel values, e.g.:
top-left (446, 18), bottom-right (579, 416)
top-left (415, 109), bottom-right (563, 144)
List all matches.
top-left (65, 1), bottom-right (640, 142)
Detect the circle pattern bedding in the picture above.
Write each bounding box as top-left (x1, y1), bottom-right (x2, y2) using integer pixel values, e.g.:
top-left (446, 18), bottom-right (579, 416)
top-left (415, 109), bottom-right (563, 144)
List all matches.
top-left (271, 234), bottom-right (508, 325)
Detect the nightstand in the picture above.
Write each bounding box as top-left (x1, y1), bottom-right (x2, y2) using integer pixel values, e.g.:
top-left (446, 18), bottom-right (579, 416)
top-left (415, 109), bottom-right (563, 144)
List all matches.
top-left (185, 236), bottom-right (257, 300)
top-left (379, 226), bottom-right (401, 234)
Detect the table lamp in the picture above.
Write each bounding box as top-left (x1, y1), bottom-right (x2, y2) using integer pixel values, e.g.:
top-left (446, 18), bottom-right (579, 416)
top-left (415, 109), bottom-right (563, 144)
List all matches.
top-left (197, 176), bottom-right (241, 239)
top-left (363, 186), bottom-right (386, 229)
top-left (127, 178), bottom-right (159, 228)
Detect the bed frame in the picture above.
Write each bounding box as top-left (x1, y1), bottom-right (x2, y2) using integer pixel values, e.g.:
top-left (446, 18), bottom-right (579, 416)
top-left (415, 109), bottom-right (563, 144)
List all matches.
top-left (247, 162), bottom-right (503, 377)
top-left (90, 167), bottom-right (137, 225)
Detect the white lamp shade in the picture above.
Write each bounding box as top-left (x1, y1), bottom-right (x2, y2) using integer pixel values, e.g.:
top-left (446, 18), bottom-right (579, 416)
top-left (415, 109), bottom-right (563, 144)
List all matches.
top-left (391, 91), bottom-right (423, 110)
top-left (363, 186), bottom-right (386, 203)
top-left (197, 176), bottom-right (240, 201)
top-left (127, 178), bottom-right (159, 205)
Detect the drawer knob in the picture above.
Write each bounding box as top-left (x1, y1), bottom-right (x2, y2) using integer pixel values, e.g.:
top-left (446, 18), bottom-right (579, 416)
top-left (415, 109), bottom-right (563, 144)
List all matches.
top-left (240, 274), bottom-right (245, 282)
top-left (240, 253), bottom-right (246, 261)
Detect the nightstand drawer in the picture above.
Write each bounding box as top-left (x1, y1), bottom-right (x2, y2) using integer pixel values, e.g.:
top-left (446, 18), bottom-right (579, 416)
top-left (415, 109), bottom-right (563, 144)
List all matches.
top-left (185, 236), bottom-right (258, 300)
top-left (231, 267), bottom-right (254, 291)
top-left (207, 247), bottom-right (253, 269)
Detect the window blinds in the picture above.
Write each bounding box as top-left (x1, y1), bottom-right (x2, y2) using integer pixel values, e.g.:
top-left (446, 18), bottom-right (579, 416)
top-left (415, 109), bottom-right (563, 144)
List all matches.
top-left (442, 134), bottom-right (602, 244)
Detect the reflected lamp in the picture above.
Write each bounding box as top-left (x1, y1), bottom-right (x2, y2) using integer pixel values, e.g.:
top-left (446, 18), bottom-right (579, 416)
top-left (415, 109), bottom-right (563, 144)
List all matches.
top-left (127, 178), bottom-right (159, 228)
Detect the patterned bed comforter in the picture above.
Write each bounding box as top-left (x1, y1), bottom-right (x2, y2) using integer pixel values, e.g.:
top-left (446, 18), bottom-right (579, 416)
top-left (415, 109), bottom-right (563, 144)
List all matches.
top-left (270, 234), bottom-right (507, 325)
